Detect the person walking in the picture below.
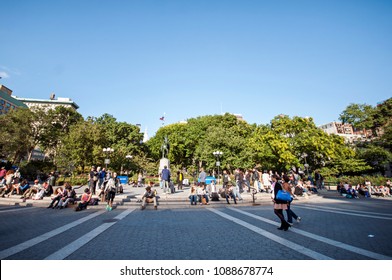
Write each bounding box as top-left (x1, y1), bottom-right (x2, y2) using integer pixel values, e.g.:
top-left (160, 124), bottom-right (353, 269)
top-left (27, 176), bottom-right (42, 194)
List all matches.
top-left (177, 170), bottom-right (184, 190)
top-left (283, 174), bottom-right (301, 225)
top-left (272, 174), bottom-right (291, 231)
top-left (315, 170), bottom-right (323, 190)
top-left (222, 170), bottom-right (230, 189)
top-left (104, 172), bottom-right (117, 211)
top-left (88, 166), bottom-right (98, 195)
top-left (252, 168), bottom-right (260, 192)
top-left (262, 170), bottom-right (271, 193)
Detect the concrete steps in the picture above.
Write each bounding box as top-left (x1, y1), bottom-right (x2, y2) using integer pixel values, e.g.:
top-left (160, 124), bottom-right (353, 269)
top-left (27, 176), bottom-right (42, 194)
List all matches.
top-left (0, 191), bottom-right (316, 210)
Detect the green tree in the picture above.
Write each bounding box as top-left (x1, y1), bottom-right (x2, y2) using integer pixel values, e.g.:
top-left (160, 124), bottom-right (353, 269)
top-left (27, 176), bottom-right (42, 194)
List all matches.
top-left (35, 106), bottom-right (83, 161)
top-left (356, 145), bottom-right (392, 174)
top-left (94, 114), bottom-right (145, 172)
top-left (56, 119), bottom-right (105, 171)
top-left (147, 113), bottom-right (254, 173)
top-left (372, 98), bottom-right (392, 136)
top-left (339, 103), bottom-right (374, 130)
top-left (0, 108), bottom-right (36, 163)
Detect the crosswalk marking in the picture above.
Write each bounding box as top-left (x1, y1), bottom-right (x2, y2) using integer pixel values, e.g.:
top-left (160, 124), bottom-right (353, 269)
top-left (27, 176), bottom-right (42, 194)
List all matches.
top-left (296, 205), bottom-right (392, 219)
top-left (229, 207), bottom-right (392, 260)
top-left (45, 209), bottom-right (136, 260)
top-left (0, 207), bottom-right (40, 214)
top-left (208, 208), bottom-right (334, 260)
top-left (0, 210), bottom-right (106, 259)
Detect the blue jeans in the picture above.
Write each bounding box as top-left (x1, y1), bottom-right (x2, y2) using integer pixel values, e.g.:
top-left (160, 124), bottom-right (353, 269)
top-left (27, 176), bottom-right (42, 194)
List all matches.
top-left (190, 195), bottom-right (198, 205)
top-left (163, 180), bottom-right (170, 193)
top-left (286, 203), bottom-right (298, 223)
top-left (226, 193), bottom-right (237, 204)
top-left (232, 186), bottom-right (242, 200)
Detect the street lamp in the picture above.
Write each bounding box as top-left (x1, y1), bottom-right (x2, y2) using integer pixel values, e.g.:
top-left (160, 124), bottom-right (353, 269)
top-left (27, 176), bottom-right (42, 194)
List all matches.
top-left (213, 151), bottom-right (223, 186)
top-left (103, 148), bottom-right (114, 169)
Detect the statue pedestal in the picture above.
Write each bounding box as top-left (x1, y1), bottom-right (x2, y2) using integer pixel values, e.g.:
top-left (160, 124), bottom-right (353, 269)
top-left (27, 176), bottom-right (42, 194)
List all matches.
top-left (159, 158), bottom-right (170, 175)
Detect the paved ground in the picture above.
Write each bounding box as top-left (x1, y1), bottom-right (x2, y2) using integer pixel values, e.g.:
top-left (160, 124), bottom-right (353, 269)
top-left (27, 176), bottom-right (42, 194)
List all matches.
top-left (0, 188), bottom-right (391, 260)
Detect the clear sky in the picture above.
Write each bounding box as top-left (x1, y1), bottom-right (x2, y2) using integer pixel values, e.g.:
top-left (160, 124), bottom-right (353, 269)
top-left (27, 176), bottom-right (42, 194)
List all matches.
top-left (1, 0), bottom-right (391, 136)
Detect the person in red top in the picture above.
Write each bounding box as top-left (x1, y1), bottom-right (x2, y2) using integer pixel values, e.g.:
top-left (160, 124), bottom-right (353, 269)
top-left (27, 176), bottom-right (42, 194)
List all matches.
top-left (75, 188), bottom-right (92, 211)
top-left (0, 167), bottom-right (6, 180)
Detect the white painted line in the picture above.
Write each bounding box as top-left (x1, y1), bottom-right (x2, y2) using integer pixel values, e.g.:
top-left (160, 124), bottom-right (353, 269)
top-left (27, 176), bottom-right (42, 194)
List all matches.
top-left (298, 204), bottom-right (392, 217)
top-left (0, 207), bottom-right (39, 214)
top-left (208, 208), bottom-right (333, 260)
top-left (45, 209), bottom-right (135, 260)
top-left (0, 210), bottom-right (105, 259)
top-left (229, 208), bottom-right (392, 260)
top-left (296, 205), bottom-right (392, 220)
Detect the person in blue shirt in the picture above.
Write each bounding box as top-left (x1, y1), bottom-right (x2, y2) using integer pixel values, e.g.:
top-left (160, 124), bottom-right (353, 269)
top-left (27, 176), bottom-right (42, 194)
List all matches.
top-left (161, 166), bottom-right (171, 194)
top-left (18, 179), bottom-right (30, 195)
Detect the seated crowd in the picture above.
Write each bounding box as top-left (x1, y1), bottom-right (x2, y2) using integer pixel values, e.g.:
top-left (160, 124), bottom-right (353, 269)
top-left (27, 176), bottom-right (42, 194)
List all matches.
top-left (337, 180), bottom-right (392, 198)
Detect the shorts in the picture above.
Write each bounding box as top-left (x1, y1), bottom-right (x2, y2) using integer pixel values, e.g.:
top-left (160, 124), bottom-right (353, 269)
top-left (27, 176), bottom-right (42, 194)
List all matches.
top-left (274, 203), bottom-right (288, 210)
top-left (106, 191), bottom-right (116, 202)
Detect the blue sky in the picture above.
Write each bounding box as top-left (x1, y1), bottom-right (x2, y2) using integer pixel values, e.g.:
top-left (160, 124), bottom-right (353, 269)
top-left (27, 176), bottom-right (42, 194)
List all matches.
top-left (1, 0), bottom-right (391, 136)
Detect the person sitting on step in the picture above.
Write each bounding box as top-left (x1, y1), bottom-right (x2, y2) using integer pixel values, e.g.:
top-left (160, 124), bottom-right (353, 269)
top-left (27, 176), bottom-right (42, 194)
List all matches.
top-left (141, 186), bottom-right (158, 210)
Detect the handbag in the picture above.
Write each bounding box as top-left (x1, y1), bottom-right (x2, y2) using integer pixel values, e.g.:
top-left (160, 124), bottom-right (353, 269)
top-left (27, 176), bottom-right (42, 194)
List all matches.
top-left (276, 190), bottom-right (292, 202)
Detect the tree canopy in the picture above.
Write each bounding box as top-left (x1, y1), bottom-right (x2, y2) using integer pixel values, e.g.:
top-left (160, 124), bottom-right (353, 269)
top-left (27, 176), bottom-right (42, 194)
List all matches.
top-left (1, 97), bottom-right (391, 178)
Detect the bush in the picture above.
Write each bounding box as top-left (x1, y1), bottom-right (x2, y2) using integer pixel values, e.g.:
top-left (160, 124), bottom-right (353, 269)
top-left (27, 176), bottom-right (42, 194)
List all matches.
top-left (56, 174), bottom-right (88, 186)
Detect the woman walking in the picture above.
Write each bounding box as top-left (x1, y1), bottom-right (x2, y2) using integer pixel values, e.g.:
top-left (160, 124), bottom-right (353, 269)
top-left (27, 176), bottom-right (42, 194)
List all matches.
top-left (271, 175), bottom-right (291, 231)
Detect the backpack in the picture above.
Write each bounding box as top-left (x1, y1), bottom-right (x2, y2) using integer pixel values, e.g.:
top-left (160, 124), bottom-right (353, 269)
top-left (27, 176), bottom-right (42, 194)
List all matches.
top-left (107, 178), bottom-right (116, 192)
top-left (211, 192), bottom-right (220, 201)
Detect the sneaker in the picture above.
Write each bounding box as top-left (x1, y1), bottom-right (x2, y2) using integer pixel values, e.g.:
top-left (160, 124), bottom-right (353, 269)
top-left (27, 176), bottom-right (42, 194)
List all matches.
top-left (297, 217), bottom-right (302, 223)
top-left (109, 207), bottom-right (112, 211)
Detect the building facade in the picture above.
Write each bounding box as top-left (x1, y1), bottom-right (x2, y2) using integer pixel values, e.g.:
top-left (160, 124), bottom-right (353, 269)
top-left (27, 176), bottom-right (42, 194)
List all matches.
top-left (13, 94), bottom-right (79, 111)
top-left (319, 122), bottom-right (364, 143)
top-left (0, 85), bottom-right (28, 114)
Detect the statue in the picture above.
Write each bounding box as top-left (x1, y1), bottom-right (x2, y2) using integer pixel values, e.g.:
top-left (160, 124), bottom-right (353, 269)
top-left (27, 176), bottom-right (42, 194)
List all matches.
top-left (161, 136), bottom-right (170, 159)
top-left (159, 136), bottom-right (170, 176)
